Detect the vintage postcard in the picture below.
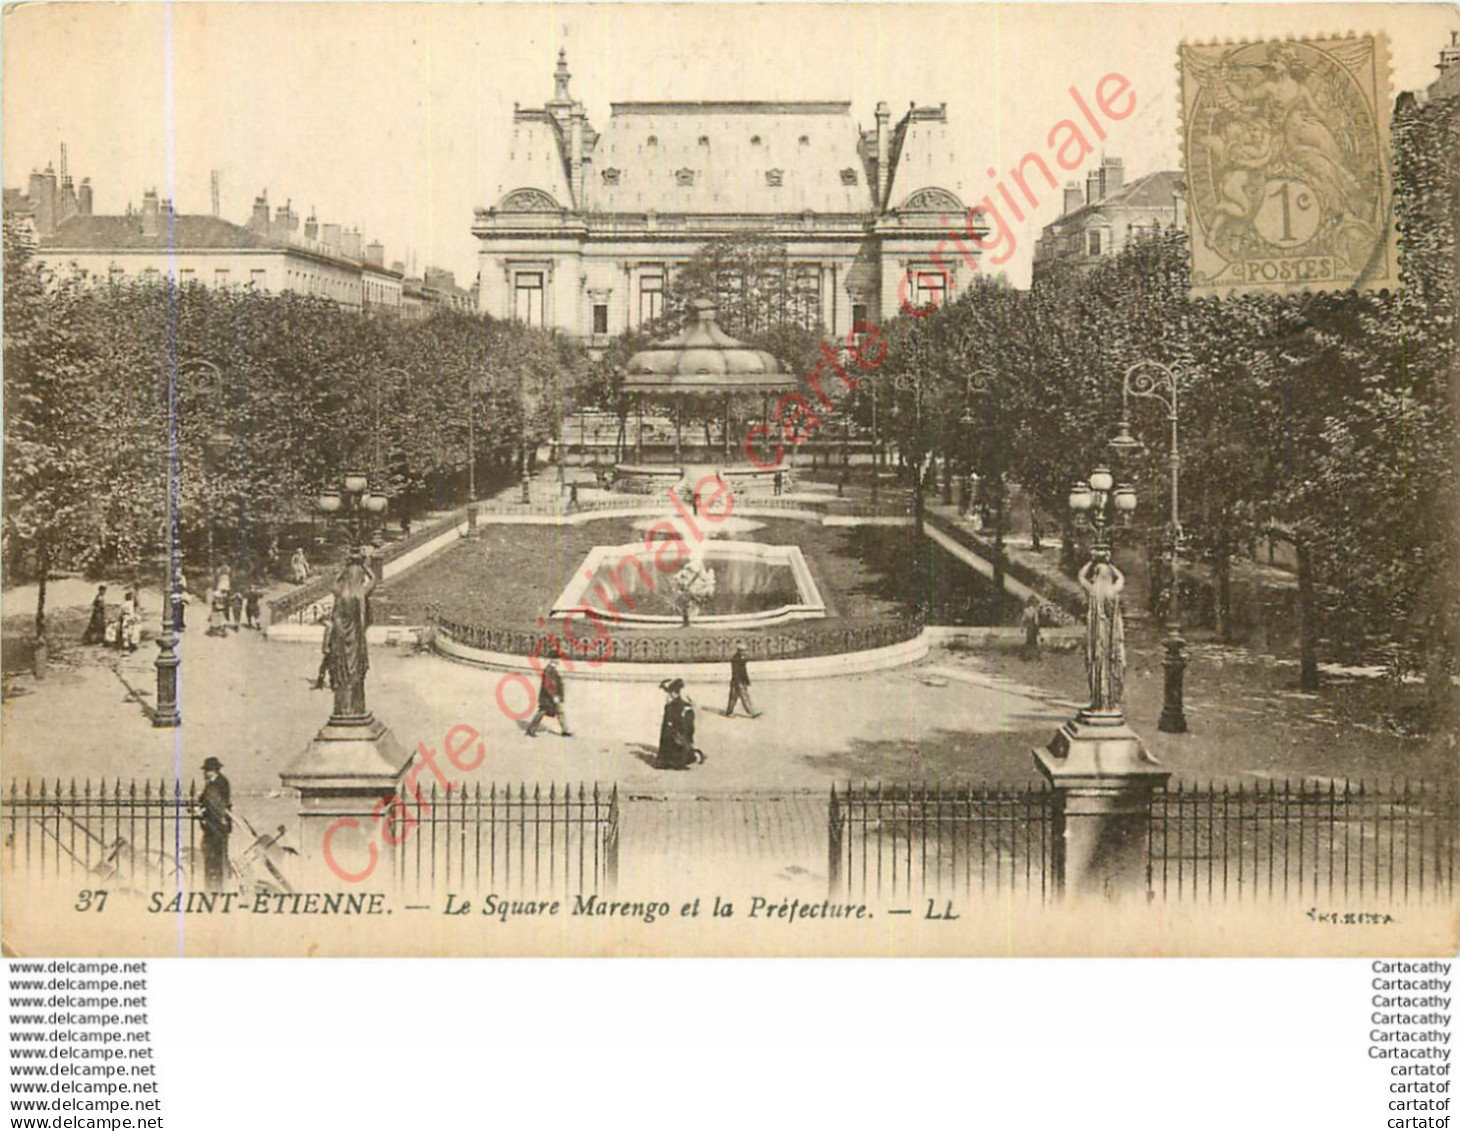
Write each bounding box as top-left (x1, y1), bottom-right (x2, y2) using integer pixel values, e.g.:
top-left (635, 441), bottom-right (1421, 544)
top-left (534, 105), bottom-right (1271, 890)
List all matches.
top-left (2, 3), bottom-right (1457, 958)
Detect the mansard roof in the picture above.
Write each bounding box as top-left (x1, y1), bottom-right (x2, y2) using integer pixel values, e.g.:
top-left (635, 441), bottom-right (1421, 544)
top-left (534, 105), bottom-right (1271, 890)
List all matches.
top-left (587, 101), bottom-right (873, 215)
top-left (43, 214), bottom-right (276, 251)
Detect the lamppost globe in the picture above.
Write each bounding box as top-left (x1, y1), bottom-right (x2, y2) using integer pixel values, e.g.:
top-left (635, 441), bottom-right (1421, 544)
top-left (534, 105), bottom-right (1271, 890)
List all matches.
top-left (1114, 484), bottom-right (1137, 514)
top-left (1088, 466), bottom-right (1114, 493)
top-left (1109, 419), bottom-right (1141, 459)
top-left (1068, 480), bottom-right (1094, 512)
top-left (317, 491), bottom-right (342, 514)
top-left (363, 492), bottom-right (389, 514)
top-left (342, 471), bottom-right (369, 495)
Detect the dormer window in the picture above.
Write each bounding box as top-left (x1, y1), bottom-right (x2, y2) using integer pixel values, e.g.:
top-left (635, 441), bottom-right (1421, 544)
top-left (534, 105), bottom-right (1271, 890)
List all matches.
top-left (840, 167), bottom-right (859, 186)
top-left (765, 169), bottom-right (784, 187)
top-left (601, 168), bottom-right (621, 186)
top-left (698, 135), bottom-right (710, 147)
top-left (647, 135), bottom-right (658, 147)
top-left (750, 135), bottom-right (762, 146)
top-left (799, 135), bottom-right (810, 146)
top-left (675, 168), bottom-right (696, 187)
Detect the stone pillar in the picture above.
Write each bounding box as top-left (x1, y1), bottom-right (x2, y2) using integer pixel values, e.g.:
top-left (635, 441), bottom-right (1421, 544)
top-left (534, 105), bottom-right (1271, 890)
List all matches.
top-left (1033, 711), bottom-right (1170, 899)
top-left (280, 716), bottom-right (411, 889)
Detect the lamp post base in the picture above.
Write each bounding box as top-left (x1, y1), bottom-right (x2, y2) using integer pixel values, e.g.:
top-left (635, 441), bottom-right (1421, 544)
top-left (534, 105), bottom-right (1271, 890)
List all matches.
top-left (1158, 631), bottom-right (1188, 734)
top-left (153, 631), bottom-right (182, 728)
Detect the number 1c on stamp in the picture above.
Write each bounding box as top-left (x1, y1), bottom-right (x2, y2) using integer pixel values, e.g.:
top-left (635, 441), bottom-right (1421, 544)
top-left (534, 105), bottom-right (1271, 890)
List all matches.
top-left (1180, 34), bottom-right (1397, 296)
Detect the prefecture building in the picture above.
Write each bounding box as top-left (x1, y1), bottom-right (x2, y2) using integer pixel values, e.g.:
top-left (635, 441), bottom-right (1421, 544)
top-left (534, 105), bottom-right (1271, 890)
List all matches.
top-left (1031, 157), bottom-right (1184, 279)
top-left (473, 51), bottom-right (979, 346)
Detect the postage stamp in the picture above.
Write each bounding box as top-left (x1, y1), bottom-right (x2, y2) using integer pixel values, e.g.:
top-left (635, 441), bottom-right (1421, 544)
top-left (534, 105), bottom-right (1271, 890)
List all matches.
top-left (1180, 35), bottom-right (1396, 296)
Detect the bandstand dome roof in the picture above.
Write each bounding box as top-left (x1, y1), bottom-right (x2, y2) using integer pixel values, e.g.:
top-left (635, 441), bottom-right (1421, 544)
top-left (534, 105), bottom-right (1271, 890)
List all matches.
top-left (621, 300), bottom-right (798, 396)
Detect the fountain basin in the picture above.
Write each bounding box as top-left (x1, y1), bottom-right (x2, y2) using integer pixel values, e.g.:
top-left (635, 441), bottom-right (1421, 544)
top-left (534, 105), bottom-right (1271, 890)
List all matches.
top-left (551, 540), bottom-right (826, 628)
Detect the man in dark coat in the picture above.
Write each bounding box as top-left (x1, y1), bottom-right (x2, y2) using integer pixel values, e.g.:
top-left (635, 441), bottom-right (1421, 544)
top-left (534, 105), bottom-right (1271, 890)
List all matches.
top-left (658, 679), bottom-right (698, 769)
top-left (525, 660), bottom-right (572, 737)
top-left (82, 586), bottom-right (108, 644)
top-left (723, 646), bottom-right (761, 718)
top-left (197, 757), bottom-right (232, 891)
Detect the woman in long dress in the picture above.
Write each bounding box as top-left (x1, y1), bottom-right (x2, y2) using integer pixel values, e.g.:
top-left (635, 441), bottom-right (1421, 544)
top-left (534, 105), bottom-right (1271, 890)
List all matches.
top-left (82, 585), bottom-right (108, 644)
top-left (1078, 553), bottom-right (1126, 713)
top-left (657, 679), bottom-right (698, 770)
top-left (118, 589), bottom-right (140, 653)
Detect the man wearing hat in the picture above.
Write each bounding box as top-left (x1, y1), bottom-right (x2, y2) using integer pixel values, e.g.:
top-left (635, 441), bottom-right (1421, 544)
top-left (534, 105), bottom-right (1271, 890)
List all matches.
top-left (198, 758), bottom-right (233, 891)
top-left (723, 646), bottom-right (761, 719)
top-left (657, 679), bottom-right (699, 770)
top-left (525, 659), bottom-right (572, 738)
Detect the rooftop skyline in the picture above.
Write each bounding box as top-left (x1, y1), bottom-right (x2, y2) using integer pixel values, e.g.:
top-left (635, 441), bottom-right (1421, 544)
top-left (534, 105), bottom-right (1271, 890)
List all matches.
top-left (6, 3), bottom-right (1457, 289)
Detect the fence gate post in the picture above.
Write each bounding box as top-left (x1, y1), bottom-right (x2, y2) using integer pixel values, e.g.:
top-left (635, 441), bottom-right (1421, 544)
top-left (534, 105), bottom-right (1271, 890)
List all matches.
top-left (827, 786), bottom-right (843, 897)
top-left (1033, 714), bottom-right (1170, 900)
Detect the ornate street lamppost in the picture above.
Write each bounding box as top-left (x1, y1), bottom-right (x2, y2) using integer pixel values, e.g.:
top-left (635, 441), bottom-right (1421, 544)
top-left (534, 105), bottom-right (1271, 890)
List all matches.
top-left (1034, 461), bottom-right (1168, 899)
top-left (282, 470), bottom-right (408, 885)
top-left (1114, 358), bottom-right (1189, 734)
top-left (153, 357), bottom-right (234, 728)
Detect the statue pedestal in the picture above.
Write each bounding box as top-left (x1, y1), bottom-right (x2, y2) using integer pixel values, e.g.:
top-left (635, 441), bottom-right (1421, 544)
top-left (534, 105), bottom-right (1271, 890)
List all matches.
top-left (280, 715), bottom-right (411, 888)
top-left (1033, 710), bottom-right (1170, 900)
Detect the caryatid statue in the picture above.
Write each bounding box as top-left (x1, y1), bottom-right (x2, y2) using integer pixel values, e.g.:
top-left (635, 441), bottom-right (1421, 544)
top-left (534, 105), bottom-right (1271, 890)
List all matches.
top-left (1078, 548), bottom-right (1127, 715)
top-left (326, 550), bottom-right (376, 723)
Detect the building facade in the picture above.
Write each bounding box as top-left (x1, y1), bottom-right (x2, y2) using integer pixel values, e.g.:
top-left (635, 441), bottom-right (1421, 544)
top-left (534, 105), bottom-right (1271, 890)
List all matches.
top-left (8, 156), bottom-right (406, 316)
top-left (1032, 158), bottom-right (1185, 278)
top-left (473, 51), bottom-right (980, 346)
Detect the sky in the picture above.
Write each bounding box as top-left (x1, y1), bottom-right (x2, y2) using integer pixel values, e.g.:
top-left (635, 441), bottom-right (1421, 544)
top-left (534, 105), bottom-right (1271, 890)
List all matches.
top-left (5, 2), bottom-right (1457, 288)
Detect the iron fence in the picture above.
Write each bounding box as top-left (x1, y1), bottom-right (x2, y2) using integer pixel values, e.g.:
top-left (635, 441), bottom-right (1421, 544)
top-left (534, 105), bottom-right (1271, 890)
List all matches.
top-left (1147, 779), bottom-right (1458, 904)
top-left (828, 783), bottom-right (1054, 900)
top-left (434, 614), bottom-right (924, 665)
top-left (2, 778), bottom-right (198, 889)
top-left (393, 782), bottom-right (619, 897)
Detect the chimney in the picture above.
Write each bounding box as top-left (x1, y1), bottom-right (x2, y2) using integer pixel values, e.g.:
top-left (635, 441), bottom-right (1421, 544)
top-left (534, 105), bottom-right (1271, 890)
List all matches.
top-left (29, 167), bottom-right (58, 236)
top-left (141, 188), bottom-right (160, 237)
top-left (272, 200), bottom-right (298, 241)
top-left (342, 229), bottom-right (362, 260)
top-left (1063, 181), bottom-right (1083, 215)
top-left (1086, 168), bottom-right (1102, 205)
top-left (874, 101), bottom-right (890, 210)
top-left (1102, 157), bottom-right (1124, 196)
top-left (570, 109), bottom-right (584, 208)
top-left (248, 193), bottom-right (270, 232)
top-left (57, 176), bottom-right (78, 224)
top-left (365, 240), bottom-right (385, 268)
top-left (425, 266), bottom-right (456, 292)
top-left (78, 178), bottom-right (93, 216)
top-left (303, 211), bottom-right (318, 241)
top-left (321, 223), bottom-right (342, 251)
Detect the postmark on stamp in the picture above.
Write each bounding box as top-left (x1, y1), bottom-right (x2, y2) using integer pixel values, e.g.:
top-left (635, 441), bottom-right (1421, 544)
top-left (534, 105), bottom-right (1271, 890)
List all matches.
top-left (1180, 35), bottom-right (1395, 296)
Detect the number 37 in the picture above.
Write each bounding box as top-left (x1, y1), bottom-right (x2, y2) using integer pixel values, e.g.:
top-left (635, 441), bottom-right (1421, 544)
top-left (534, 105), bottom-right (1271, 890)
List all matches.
top-left (75, 889), bottom-right (108, 912)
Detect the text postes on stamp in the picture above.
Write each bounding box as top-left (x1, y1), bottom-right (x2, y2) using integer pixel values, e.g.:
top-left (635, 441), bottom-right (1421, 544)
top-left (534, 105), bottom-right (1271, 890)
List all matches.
top-left (1180, 35), bottom-right (1395, 297)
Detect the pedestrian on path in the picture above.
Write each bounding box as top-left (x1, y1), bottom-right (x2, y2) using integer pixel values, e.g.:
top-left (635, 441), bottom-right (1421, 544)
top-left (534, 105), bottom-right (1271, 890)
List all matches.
top-left (723, 646), bottom-right (761, 718)
top-left (525, 660), bottom-right (572, 738)
top-left (658, 678), bottom-right (700, 769)
top-left (244, 586), bottom-right (262, 629)
top-left (197, 757), bottom-right (232, 892)
top-left (314, 619), bottom-right (334, 690)
top-left (207, 580), bottom-right (231, 637)
top-left (117, 589), bottom-right (140, 653)
top-left (82, 585), bottom-right (108, 645)
top-left (1021, 593), bottom-right (1043, 661)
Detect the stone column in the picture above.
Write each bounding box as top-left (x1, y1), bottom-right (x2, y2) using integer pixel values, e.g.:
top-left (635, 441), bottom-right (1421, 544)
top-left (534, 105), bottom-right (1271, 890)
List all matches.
top-left (280, 716), bottom-right (411, 889)
top-left (1033, 710), bottom-right (1170, 899)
